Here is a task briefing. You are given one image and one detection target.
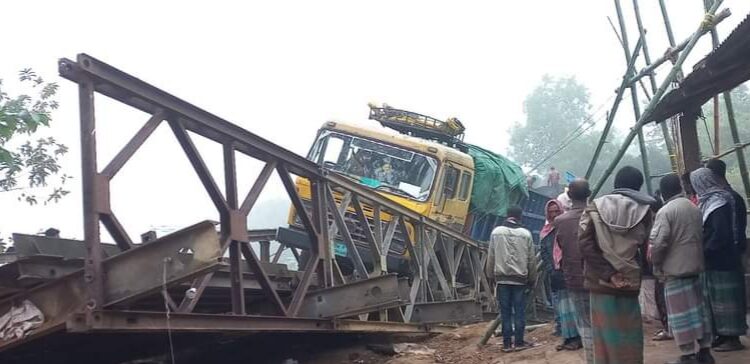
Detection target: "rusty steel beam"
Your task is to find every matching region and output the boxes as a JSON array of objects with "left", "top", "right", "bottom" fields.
[
  {"left": 408, "top": 299, "right": 483, "bottom": 324},
  {"left": 247, "top": 229, "right": 277, "bottom": 242},
  {"left": 297, "top": 274, "right": 403, "bottom": 319},
  {"left": 66, "top": 310, "right": 453, "bottom": 334},
  {"left": 168, "top": 119, "right": 230, "bottom": 216},
  {"left": 311, "top": 180, "right": 334, "bottom": 287},
  {"left": 100, "top": 212, "right": 134, "bottom": 251},
  {"left": 287, "top": 250, "right": 320, "bottom": 317},
  {"left": 0, "top": 221, "right": 222, "bottom": 351},
  {"left": 325, "top": 185, "right": 368, "bottom": 279},
  {"left": 351, "top": 195, "right": 382, "bottom": 274},
  {"left": 239, "top": 242, "right": 288, "bottom": 316},
  {"left": 259, "top": 241, "right": 271, "bottom": 262},
  {"left": 223, "top": 142, "right": 245, "bottom": 315},
  {"left": 176, "top": 272, "right": 214, "bottom": 313},
  {"left": 101, "top": 111, "right": 165, "bottom": 179},
  {"left": 78, "top": 76, "right": 104, "bottom": 318},
  {"left": 240, "top": 161, "right": 277, "bottom": 216}
]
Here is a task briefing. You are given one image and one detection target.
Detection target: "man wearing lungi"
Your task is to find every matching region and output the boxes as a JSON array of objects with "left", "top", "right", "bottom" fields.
[
  {"left": 691, "top": 167, "right": 747, "bottom": 352},
  {"left": 554, "top": 178, "right": 593, "bottom": 362},
  {"left": 650, "top": 174, "right": 714, "bottom": 364},
  {"left": 579, "top": 166, "right": 655, "bottom": 364},
  {"left": 706, "top": 159, "right": 748, "bottom": 351}
]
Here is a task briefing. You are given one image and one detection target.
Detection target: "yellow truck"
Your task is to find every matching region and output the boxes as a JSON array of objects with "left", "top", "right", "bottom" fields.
[{"left": 277, "top": 105, "right": 531, "bottom": 273}]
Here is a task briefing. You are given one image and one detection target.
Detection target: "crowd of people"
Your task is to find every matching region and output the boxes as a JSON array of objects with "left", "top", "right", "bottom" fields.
[{"left": 486, "top": 161, "right": 748, "bottom": 364}]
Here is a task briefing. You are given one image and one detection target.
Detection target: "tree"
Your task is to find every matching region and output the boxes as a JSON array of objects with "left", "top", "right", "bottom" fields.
[
  {"left": 698, "top": 84, "right": 750, "bottom": 197},
  {"left": 0, "top": 69, "right": 69, "bottom": 205},
  {"left": 509, "top": 75, "right": 593, "bottom": 169},
  {"left": 509, "top": 75, "right": 671, "bottom": 193}
]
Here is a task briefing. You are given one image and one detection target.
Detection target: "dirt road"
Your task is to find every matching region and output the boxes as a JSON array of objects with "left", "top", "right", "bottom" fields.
[{"left": 303, "top": 320, "right": 749, "bottom": 364}]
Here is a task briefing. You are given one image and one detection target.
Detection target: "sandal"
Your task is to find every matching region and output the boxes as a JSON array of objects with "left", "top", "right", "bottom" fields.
[
  {"left": 652, "top": 330, "right": 673, "bottom": 341},
  {"left": 562, "top": 340, "right": 583, "bottom": 351}
]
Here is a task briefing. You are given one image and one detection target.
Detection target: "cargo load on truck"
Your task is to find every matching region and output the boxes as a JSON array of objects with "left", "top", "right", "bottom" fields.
[{"left": 465, "top": 144, "right": 528, "bottom": 217}]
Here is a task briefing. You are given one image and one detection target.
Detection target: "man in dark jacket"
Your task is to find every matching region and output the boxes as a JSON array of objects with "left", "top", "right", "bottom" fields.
[
  {"left": 554, "top": 178, "right": 593, "bottom": 363},
  {"left": 706, "top": 159, "right": 747, "bottom": 257},
  {"left": 579, "top": 166, "right": 655, "bottom": 364},
  {"left": 693, "top": 165, "right": 747, "bottom": 352}
]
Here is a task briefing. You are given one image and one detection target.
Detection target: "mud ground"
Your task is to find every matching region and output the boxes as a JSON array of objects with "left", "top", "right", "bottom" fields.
[{"left": 302, "top": 319, "right": 750, "bottom": 364}]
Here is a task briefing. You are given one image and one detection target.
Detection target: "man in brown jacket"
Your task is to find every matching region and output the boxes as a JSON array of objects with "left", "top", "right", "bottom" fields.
[
  {"left": 554, "top": 178, "right": 593, "bottom": 363},
  {"left": 579, "top": 166, "right": 654, "bottom": 364}
]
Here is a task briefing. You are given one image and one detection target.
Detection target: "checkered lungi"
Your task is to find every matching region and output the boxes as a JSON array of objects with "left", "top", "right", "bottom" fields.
[
  {"left": 590, "top": 292, "right": 643, "bottom": 364},
  {"left": 703, "top": 270, "right": 748, "bottom": 336},
  {"left": 664, "top": 276, "right": 711, "bottom": 346}
]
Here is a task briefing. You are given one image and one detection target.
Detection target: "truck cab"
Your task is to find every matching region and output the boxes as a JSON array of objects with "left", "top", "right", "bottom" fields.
[{"left": 283, "top": 121, "right": 474, "bottom": 266}]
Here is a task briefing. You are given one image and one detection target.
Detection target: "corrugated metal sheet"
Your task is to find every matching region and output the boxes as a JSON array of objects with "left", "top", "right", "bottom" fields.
[{"left": 650, "top": 12, "right": 750, "bottom": 122}]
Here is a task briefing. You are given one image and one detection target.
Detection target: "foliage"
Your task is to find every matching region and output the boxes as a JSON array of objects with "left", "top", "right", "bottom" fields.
[
  {"left": 509, "top": 75, "right": 593, "bottom": 167},
  {"left": 0, "top": 69, "right": 70, "bottom": 204},
  {"left": 697, "top": 84, "right": 750, "bottom": 197},
  {"left": 509, "top": 75, "right": 671, "bottom": 193}
]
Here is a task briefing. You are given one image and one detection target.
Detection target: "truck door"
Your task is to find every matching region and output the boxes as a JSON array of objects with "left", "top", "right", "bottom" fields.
[{"left": 433, "top": 163, "right": 471, "bottom": 230}]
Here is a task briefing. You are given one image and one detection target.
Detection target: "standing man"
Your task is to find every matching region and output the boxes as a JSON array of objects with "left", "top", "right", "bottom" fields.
[
  {"left": 650, "top": 174, "right": 714, "bottom": 364},
  {"left": 579, "top": 166, "right": 655, "bottom": 364},
  {"left": 548, "top": 166, "right": 561, "bottom": 188},
  {"left": 540, "top": 199, "right": 582, "bottom": 350},
  {"left": 691, "top": 167, "right": 747, "bottom": 352},
  {"left": 706, "top": 158, "right": 748, "bottom": 349},
  {"left": 486, "top": 205, "right": 537, "bottom": 352},
  {"left": 554, "top": 178, "right": 593, "bottom": 362}
]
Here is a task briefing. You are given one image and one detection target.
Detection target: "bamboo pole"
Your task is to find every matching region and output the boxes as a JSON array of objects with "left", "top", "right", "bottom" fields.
[
  {"left": 658, "top": 0, "right": 677, "bottom": 46},
  {"left": 632, "top": 0, "right": 678, "bottom": 172},
  {"left": 613, "top": 1, "right": 653, "bottom": 193},
  {"left": 713, "top": 96, "right": 720, "bottom": 155},
  {"left": 703, "top": 0, "right": 750, "bottom": 200},
  {"left": 591, "top": 0, "right": 725, "bottom": 197},
  {"left": 478, "top": 317, "right": 501, "bottom": 347},
  {"left": 585, "top": 37, "right": 644, "bottom": 180},
  {"left": 614, "top": 0, "right": 653, "bottom": 194},
  {"left": 626, "top": 8, "right": 731, "bottom": 87}
]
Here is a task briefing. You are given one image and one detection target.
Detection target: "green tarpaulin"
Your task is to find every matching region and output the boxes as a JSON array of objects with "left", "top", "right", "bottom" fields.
[{"left": 466, "top": 144, "right": 528, "bottom": 216}]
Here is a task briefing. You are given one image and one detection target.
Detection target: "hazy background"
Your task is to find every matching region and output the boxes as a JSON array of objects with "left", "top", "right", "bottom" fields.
[{"left": 1, "top": 0, "right": 748, "bottom": 241}]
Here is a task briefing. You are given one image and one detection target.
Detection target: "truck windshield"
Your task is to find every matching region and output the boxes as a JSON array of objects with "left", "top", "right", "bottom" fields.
[{"left": 308, "top": 130, "right": 438, "bottom": 202}]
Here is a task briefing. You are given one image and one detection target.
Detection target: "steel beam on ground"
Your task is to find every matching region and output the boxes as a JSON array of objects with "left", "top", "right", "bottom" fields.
[
  {"left": 66, "top": 310, "right": 452, "bottom": 334},
  {"left": 408, "top": 299, "right": 483, "bottom": 324},
  {"left": 297, "top": 274, "right": 403, "bottom": 319},
  {"left": 0, "top": 221, "right": 222, "bottom": 351}
]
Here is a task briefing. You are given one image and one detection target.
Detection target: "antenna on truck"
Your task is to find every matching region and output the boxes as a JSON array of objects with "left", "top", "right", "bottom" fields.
[{"left": 368, "top": 103, "right": 468, "bottom": 152}]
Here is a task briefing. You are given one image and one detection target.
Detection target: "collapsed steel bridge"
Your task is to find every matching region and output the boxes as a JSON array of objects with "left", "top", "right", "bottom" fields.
[{"left": 0, "top": 54, "right": 495, "bottom": 362}]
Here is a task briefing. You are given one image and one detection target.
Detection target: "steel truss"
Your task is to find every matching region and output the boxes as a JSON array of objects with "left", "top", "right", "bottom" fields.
[{"left": 0, "top": 54, "right": 494, "bottom": 355}]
